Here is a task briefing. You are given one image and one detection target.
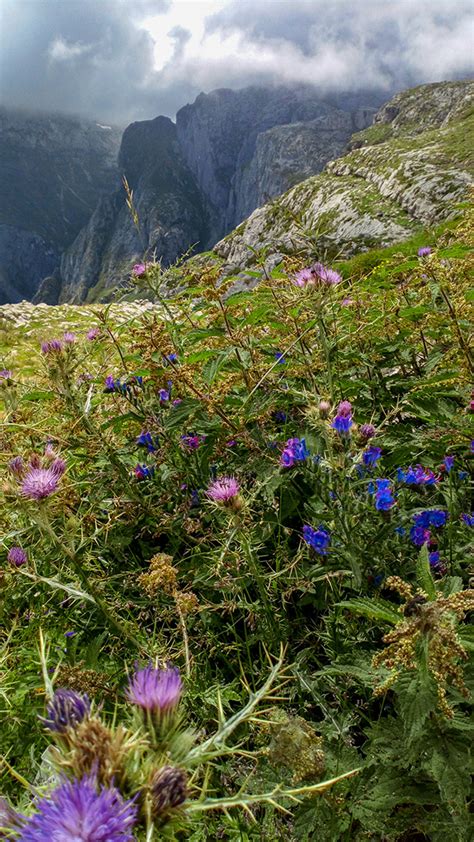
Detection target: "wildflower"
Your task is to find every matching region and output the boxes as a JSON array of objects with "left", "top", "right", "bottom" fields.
[
  {"left": 181, "top": 433, "right": 205, "bottom": 450},
  {"left": 164, "top": 353, "right": 178, "bottom": 363},
  {"left": 395, "top": 526, "right": 406, "bottom": 537},
  {"left": 302, "top": 525, "right": 331, "bottom": 555},
  {"left": 359, "top": 423, "right": 376, "bottom": 440},
  {"left": 374, "top": 478, "right": 396, "bottom": 511},
  {"left": 86, "top": 327, "right": 101, "bottom": 340},
  {"left": 136, "top": 431, "right": 157, "bottom": 452},
  {"left": 332, "top": 412, "right": 352, "bottom": 437},
  {"left": 274, "top": 350, "right": 286, "bottom": 364},
  {"left": 342, "top": 297, "right": 354, "bottom": 306},
  {"left": 337, "top": 400, "right": 352, "bottom": 416},
  {"left": 159, "top": 389, "right": 170, "bottom": 402},
  {"left": 280, "top": 437, "right": 309, "bottom": 467},
  {"left": 207, "top": 476, "right": 241, "bottom": 509},
  {"left": 443, "top": 455, "right": 454, "bottom": 472},
  {"left": 0, "top": 369, "right": 12, "bottom": 381},
  {"left": 0, "top": 797, "right": 19, "bottom": 834},
  {"left": 18, "top": 775, "right": 137, "bottom": 841},
  {"left": 362, "top": 446, "right": 382, "bottom": 468},
  {"left": 458, "top": 471, "right": 468, "bottom": 480},
  {"left": 150, "top": 766, "right": 187, "bottom": 818},
  {"left": 273, "top": 410, "right": 287, "bottom": 424},
  {"left": 126, "top": 665, "right": 182, "bottom": 716},
  {"left": 293, "top": 267, "right": 314, "bottom": 287},
  {"left": 7, "top": 546, "right": 27, "bottom": 566},
  {"left": 397, "top": 465, "right": 438, "bottom": 486},
  {"left": 132, "top": 263, "right": 146, "bottom": 276},
  {"left": 461, "top": 513, "right": 474, "bottom": 527},
  {"left": 134, "top": 464, "right": 154, "bottom": 480},
  {"left": 312, "top": 262, "right": 342, "bottom": 285},
  {"left": 41, "top": 339, "right": 63, "bottom": 355},
  {"left": 318, "top": 400, "right": 331, "bottom": 418},
  {"left": 429, "top": 551, "right": 440, "bottom": 566},
  {"left": 417, "top": 246, "right": 431, "bottom": 257},
  {"left": 42, "top": 689, "right": 91, "bottom": 733},
  {"left": 63, "top": 332, "right": 76, "bottom": 344},
  {"left": 9, "top": 456, "right": 25, "bottom": 477},
  {"left": 410, "top": 525, "right": 431, "bottom": 546},
  {"left": 172, "top": 398, "right": 182, "bottom": 407},
  {"left": 21, "top": 460, "right": 65, "bottom": 500},
  {"left": 413, "top": 509, "right": 448, "bottom": 529}
]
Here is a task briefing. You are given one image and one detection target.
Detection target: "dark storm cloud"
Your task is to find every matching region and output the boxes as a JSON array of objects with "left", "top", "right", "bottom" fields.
[
  {"left": 0, "top": 0, "right": 472, "bottom": 125},
  {"left": 0, "top": 0, "right": 170, "bottom": 124}
]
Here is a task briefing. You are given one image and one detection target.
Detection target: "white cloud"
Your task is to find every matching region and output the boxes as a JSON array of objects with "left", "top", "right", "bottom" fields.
[{"left": 48, "top": 37, "right": 93, "bottom": 63}]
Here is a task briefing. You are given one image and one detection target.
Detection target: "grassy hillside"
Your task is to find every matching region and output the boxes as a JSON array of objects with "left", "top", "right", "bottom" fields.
[{"left": 0, "top": 200, "right": 473, "bottom": 839}]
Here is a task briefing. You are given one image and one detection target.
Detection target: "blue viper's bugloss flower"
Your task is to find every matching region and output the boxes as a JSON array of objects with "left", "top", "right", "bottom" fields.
[
  {"left": 458, "top": 471, "right": 468, "bottom": 480},
  {"left": 126, "top": 665, "right": 182, "bottom": 715},
  {"left": 181, "top": 433, "right": 205, "bottom": 450},
  {"left": 280, "top": 437, "right": 309, "bottom": 467},
  {"left": 159, "top": 389, "right": 170, "bottom": 401},
  {"left": 429, "top": 551, "right": 440, "bottom": 566},
  {"left": 413, "top": 509, "right": 448, "bottom": 529},
  {"left": 362, "top": 446, "right": 382, "bottom": 468},
  {"left": 443, "top": 455, "right": 454, "bottom": 472},
  {"left": 164, "top": 353, "right": 178, "bottom": 363},
  {"left": 274, "top": 350, "right": 286, "bottom": 364},
  {"left": 134, "top": 464, "right": 154, "bottom": 480},
  {"left": 374, "top": 478, "right": 395, "bottom": 511},
  {"left": 395, "top": 526, "right": 406, "bottom": 537},
  {"left": 42, "top": 689, "right": 91, "bottom": 733},
  {"left": 18, "top": 775, "right": 137, "bottom": 841},
  {"left": 273, "top": 410, "right": 288, "bottom": 424},
  {"left": 302, "top": 525, "right": 331, "bottom": 555},
  {"left": 461, "top": 513, "right": 474, "bottom": 526},
  {"left": 136, "top": 431, "right": 157, "bottom": 452},
  {"left": 397, "top": 465, "right": 438, "bottom": 486},
  {"left": 332, "top": 414, "right": 353, "bottom": 436},
  {"left": 410, "top": 525, "right": 431, "bottom": 546}
]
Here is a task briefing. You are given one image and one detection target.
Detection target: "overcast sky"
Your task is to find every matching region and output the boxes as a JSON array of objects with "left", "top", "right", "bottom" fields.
[{"left": 1, "top": 0, "right": 473, "bottom": 125}]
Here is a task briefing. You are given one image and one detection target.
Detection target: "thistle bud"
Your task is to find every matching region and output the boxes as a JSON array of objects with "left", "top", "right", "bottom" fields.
[{"left": 150, "top": 766, "right": 187, "bottom": 818}]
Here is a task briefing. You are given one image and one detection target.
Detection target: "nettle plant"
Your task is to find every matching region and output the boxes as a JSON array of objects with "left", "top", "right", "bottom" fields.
[{"left": 1, "top": 218, "right": 473, "bottom": 838}]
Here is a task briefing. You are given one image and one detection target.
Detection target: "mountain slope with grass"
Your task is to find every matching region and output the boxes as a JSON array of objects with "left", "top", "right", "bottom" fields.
[{"left": 215, "top": 80, "right": 474, "bottom": 274}]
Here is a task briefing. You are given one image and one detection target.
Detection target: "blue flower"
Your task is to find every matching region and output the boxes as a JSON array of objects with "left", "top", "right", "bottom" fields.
[
  {"left": 273, "top": 410, "right": 288, "bottom": 424},
  {"left": 159, "top": 389, "right": 170, "bottom": 402},
  {"left": 443, "top": 455, "right": 454, "bottom": 472},
  {"left": 274, "top": 350, "right": 286, "bottom": 364},
  {"left": 458, "top": 471, "right": 468, "bottom": 480},
  {"left": 461, "top": 513, "right": 474, "bottom": 527},
  {"left": 332, "top": 414, "right": 353, "bottom": 436},
  {"left": 374, "top": 478, "right": 395, "bottom": 511},
  {"left": 413, "top": 509, "right": 448, "bottom": 529},
  {"left": 429, "top": 551, "right": 440, "bottom": 566},
  {"left": 395, "top": 526, "right": 406, "bottom": 537},
  {"left": 302, "top": 525, "right": 330, "bottom": 555},
  {"left": 280, "top": 437, "right": 309, "bottom": 468},
  {"left": 362, "top": 446, "right": 382, "bottom": 468},
  {"left": 136, "top": 431, "right": 157, "bottom": 452},
  {"left": 410, "top": 525, "right": 431, "bottom": 546},
  {"left": 134, "top": 464, "right": 154, "bottom": 480}
]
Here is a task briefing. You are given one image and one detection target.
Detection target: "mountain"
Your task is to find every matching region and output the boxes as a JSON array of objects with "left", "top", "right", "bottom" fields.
[
  {"left": 54, "top": 116, "right": 208, "bottom": 303},
  {"left": 37, "top": 85, "right": 379, "bottom": 303},
  {"left": 0, "top": 108, "right": 121, "bottom": 303},
  {"left": 214, "top": 80, "right": 474, "bottom": 274}
]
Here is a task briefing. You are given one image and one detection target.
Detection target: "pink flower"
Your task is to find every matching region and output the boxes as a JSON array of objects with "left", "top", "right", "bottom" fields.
[
  {"left": 63, "top": 332, "right": 76, "bottom": 344},
  {"left": 41, "top": 339, "right": 63, "bottom": 355},
  {"left": 8, "top": 547, "right": 27, "bottom": 567},
  {"left": 132, "top": 263, "right": 146, "bottom": 277},
  {"left": 207, "top": 476, "right": 240, "bottom": 505},
  {"left": 21, "top": 460, "right": 65, "bottom": 500},
  {"left": 337, "top": 400, "right": 352, "bottom": 417},
  {"left": 87, "top": 328, "right": 101, "bottom": 341}
]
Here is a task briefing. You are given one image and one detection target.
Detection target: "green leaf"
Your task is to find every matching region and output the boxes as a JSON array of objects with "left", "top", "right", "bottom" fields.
[
  {"left": 416, "top": 544, "right": 437, "bottom": 600},
  {"left": 338, "top": 598, "right": 401, "bottom": 624}
]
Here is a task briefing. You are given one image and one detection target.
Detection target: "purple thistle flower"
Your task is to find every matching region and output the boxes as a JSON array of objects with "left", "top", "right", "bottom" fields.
[
  {"left": 418, "top": 246, "right": 431, "bottom": 257},
  {"left": 41, "top": 339, "right": 63, "bottom": 355},
  {"left": 21, "top": 465, "right": 64, "bottom": 500},
  {"left": 7, "top": 546, "right": 27, "bottom": 567},
  {"left": 9, "top": 456, "right": 25, "bottom": 478},
  {"left": 374, "top": 478, "right": 395, "bottom": 511},
  {"left": 443, "top": 455, "right": 454, "bottom": 472},
  {"left": 302, "top": 525, "right": 331, "bottom": 555},
  {"left": 337, "top": 400, "right": 352, "bottom": 417},
  {"left": 311, "top": 262, "right": 342, "bottom": 285},
  {"left": 293, "top": 267, "right": 314, "bottom": 287},
  {"left": 359, "top": 423, "right": 376, "bottom": 440},
  {"left": 0, "top": 796, "right": 19, "bottom": 834},
  {"left": 18, "top": 775, "right": 137, "bottom": 841},
  {"left": 126, "top": 665, "right": 182, "bottom": 715},
  {"left": 207, "top": 476, "right": 240, "bottom": 505},
  {"left": 318, "top": 400, "right": 331, "bottom": 418},
  {"left": 86, "top": 327, "right": 101, "bottom": 341},
  {"left": 132, "top": 263, "right": 146, "bottom": 277},
  {"left": 42, "top": 689, "right": 91, "bottom": 733},
  {"left": 362, "top": 446, "right": 382, "bottom": 468},
  {"left": 0, "top": 369, "right": 13, "bottom": 380},
  {"left": 461, "top": 513, "right": 474, "bottom": 527},
  {"left": 63, "top": 332, "right": 76, "bottom": 345}
]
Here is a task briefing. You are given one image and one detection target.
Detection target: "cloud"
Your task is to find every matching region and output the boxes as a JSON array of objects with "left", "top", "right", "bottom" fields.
[{"left": 0, "top": 0, "right": 472, "bottom": 125}]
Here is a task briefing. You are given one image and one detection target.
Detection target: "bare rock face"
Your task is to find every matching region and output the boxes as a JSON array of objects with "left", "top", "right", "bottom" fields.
[
  {"left": 214, "top": 81, "right": 474, "bottom": 272},
  {"left": 176, "top": 86, "right": 378, "bottom": 244},
  {"left": 55, "top": 116, "right": 209, "bottom": 303},
  {"left": 0, "top": 108, "right": 121, "bottom": 303}
]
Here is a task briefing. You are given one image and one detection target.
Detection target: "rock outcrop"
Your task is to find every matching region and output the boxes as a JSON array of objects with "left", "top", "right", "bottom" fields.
[
  {"left": 0, "top": 108, "right": 121, "bottom": 303},
  {"left": 214, "top": 81, "right": 474, "bottom": 273},
  {"left": 54, "top": 116, "right": 208, "bottom": 303}
]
